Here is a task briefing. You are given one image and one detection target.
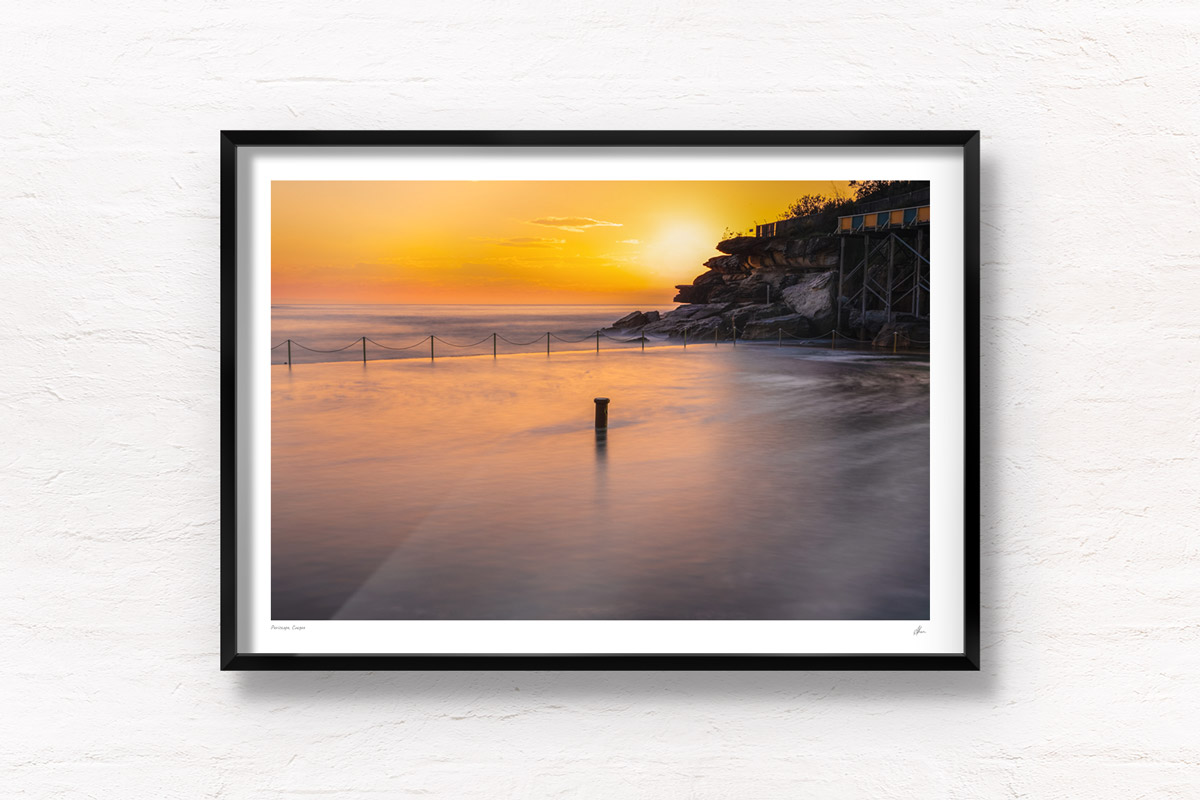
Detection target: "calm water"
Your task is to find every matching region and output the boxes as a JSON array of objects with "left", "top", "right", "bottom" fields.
[
  {"left": 271, "top": 306, "right": 930, "bottom": 621},
  {"left": 272, "top": 304, "right": 675, "bottom": 365}
]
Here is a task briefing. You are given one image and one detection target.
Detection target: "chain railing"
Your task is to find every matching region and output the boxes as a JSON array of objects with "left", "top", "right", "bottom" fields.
[{"left": 272, "top": 327, "right": 930, "bottom": 365}]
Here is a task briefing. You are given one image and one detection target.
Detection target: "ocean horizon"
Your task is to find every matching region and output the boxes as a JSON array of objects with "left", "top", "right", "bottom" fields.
[{"left": 272, "top": 303, "right": 679, "bottom": 365}]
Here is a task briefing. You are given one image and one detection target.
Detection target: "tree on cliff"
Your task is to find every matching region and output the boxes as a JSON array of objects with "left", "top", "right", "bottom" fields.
[
  {"left": 771, "top": 193, "right": 853, "bottom": 236},
  {"left": 775, "top": 180, "right": 930, "bottom": 229},
  {"left": 785, "top": 194, "right": 831, "bottom": 218},
  {"left": 847, "top": 179, "right": 928, "bottom": 203}
]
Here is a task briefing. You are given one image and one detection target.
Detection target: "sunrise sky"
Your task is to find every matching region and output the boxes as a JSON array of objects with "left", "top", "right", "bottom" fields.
[{"left": 272, "top": 180, "right": 854, "bottom": 305}]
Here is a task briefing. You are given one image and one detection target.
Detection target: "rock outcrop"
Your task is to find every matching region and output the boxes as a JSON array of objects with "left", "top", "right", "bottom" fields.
[
  {"left": 671, "top": 236, "right": 839, "bottom": 306},
  {"left": 608, "top": 310, "right": 660, "bottom": 330},
  {"left": 780, "top": 270, "right": 837, "bottom": 332},
  {"left": 739, "top": 313, "right": 812, "bottom": 340},
  {"left": 610, "top": 230, "right": 929, "bottom": 348},
  {"left": 612, "top": 234, "right": 841, "bottom": 342}
]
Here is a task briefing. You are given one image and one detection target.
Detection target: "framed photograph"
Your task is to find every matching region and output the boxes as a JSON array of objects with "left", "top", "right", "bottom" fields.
[{"left": 222, "top": 131, "right": 979, "bottom": 670}]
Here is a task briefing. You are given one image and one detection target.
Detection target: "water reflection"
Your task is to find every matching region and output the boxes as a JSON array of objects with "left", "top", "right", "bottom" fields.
[
  {"left": 271, "top": 347, "right": 930, "bottom": 621},
  {"left": 594, "top": 427, "right": 608, "bottom": 509}
]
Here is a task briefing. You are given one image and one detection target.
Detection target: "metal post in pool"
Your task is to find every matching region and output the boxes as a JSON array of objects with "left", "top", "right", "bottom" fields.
[
  {"left": 493, "top": 332, "right": 497, "bottom": 359},
  {"left": 430, "top": 335, "right": 434, "bottom": 361},
  {"left": 362, "top": 336, "right": 366, "bottom": 363},
  {"left": 286, "top": 339, "right": 291, "bottom": 366},
  {"left": 547, "top": 332, "right": 550, "bottom": 356},
  {"left": 594, "top": 397, "right": 609, "bottom": 430},
  {"left": 594, "top": 397, "right": 609, "bottom": 446}
]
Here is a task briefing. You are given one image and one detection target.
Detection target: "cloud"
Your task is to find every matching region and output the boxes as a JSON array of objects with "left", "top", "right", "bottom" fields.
[
  {"left": 617, "top": 239, "right": 641, "bottom": 244},
  {"left": 528, "top": 216, "right": 623, "bottom": 233},
  {"left": 494, "top": 236, "right": 566, "bottom": 248}
]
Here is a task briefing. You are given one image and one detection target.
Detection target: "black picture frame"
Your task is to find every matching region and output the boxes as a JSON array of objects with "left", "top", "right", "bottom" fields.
[{"left": 221, "top": 130, "right": 980, "bottom": 671}]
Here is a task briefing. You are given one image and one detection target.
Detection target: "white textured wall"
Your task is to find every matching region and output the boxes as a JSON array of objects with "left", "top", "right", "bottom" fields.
[{"left": 3, "top": 2, "right": 1198, "bottom": 797}]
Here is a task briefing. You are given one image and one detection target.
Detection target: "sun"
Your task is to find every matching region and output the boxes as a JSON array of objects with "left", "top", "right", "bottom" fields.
[
  {"left": 643, "top": 219, "right": 721, "bottom": 285},
  {"left": 655, "top": 220, "right": 714, "bottom": 253}
]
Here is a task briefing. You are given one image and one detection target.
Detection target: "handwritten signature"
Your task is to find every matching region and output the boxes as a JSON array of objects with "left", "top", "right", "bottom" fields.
[{"left": 913, "top": 625, "right": 926, "bottom": 636}]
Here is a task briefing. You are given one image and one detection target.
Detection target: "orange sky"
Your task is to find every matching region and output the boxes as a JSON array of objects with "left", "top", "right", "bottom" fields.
[{"left": 272, "top": 180, "right": 854, "bottom": 305}]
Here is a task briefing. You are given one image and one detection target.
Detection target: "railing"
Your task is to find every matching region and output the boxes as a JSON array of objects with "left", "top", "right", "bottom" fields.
[
  {"left": 271, "top": 328, "right": 929, "bottom": 365},
  {"left": 756, "top": 218, "right": 811, "bottom": 238},
  {"left": 755, "top": 188, "right": 932, "bottom": 238}
]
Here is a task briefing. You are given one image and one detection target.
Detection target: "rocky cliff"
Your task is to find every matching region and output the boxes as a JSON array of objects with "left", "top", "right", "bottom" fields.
[
  {"left": 607, "top": 234, "right": 841, "bottom": 341},
  {"left": 608, "top": 232, "right": 930, "bottom": 346}
]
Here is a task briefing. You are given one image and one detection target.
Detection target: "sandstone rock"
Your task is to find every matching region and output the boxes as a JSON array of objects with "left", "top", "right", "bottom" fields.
[
  {"left": 610, "top": 310, "right": 649, "bottom": 329},
  {"left": 673, "top": 303, "right": 732, "bottom": 321},
  {"left": 673, "top": 284, "right": 709, "bottom": 303},
  {"left": 704, "top": 284, "right": 736, "bottom": 304},
  {"left": 643, "top": 304, "right": 731, "bottom": 336},
  {"left": 681, "top": 316, "right": 725, "bottom": 341},
  {"left": 717, "top": 234, "right": 840, "bottom": 260},
  {"left": 738, "top": 314, "right": 813, "bottom": 340},
  {"left": 702, "top": 254, "right": 748, "bottom": 274},
  {"left": 714, "top": 236, "right": 761, "bottom": 255},
  {"left": 745, "top": 252, "right": 838, "bottom": 270},
  {"left": 720, "top": 273, "right": 774, "bottom": 304},
  {"left": 730, "top": 302, "right": 793, "bottom": 323},
  {"left": 780, "top": 270, "right": 837, "bottom": 332},
  {"left": 673, "top": 268, "right": 733, "bottom": 303},
  {"left": 783, "top": 236, "right": 841, "bottom": 265},
  {"left": 656, "top": 235, "right": 847, "bottom": 332},
  {"left": 847, "top": 309, "right": 890, "bottom": 338}
]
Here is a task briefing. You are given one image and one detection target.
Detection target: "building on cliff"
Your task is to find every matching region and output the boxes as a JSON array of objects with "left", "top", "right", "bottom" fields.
[
  {"left": 742, "top": 187, "right": 930, "bottom": 337},
  {"left": 830, "top": 194, "right": 931, "bottom": 331},
  {"left": 830, "top": 197, "right": 929, "bottom": 332},
  {"left": 612, "top": 189, "right": 930, "bottom": 346}
]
